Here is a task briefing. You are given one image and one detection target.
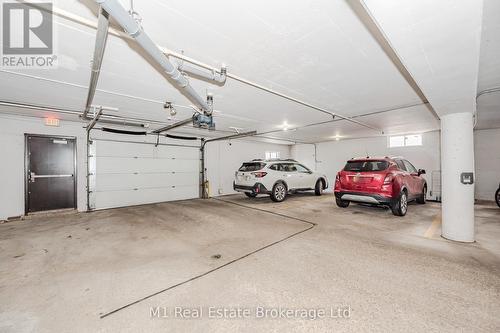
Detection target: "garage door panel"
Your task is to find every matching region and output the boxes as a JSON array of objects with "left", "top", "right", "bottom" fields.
[
  {"left": 94, "top": 186, "right": 199, "bottom": 210},
  {"left": 96, "top": 157, "right": 199, "bottom": 173},
  {"left": 90, "top": 140, "right": 200, "bottom": 210},
  {"left": 156, "top": 146, "right": 199, "bottom": 159},
  {"left": 95, "top": 141, "right": 156, "bottom": 158},
  {"left": 95, "top": 172, "right": 199, "bottom": 192},
  {"left": 96, "top": 141, "right": 199, "bottom": 159}
]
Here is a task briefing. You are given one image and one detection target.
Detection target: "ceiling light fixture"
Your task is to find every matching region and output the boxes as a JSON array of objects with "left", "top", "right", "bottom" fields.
[
  {"left": 332, "top": 134, "right": 342, "bottom": 141},
  {"left": 164, "top": 101, "right": 177, "bottom": 116},
  {"left": 229, "top": 126, "right": 243, "bottom": 134}
]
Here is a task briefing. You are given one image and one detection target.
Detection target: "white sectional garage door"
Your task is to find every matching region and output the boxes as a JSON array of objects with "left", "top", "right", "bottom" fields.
[{"left": 89, "top": 139, "right": 200, "bottom": 210}]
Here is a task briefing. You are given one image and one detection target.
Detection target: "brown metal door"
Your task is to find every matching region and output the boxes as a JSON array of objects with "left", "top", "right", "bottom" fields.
[{"left": 26, "top": 135, "right": 76, "bottom": 213}]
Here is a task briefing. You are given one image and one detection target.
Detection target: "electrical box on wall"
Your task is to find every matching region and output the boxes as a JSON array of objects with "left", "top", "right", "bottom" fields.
[{"left": 460, "top": 172, "right": 474, "bottom": 185}]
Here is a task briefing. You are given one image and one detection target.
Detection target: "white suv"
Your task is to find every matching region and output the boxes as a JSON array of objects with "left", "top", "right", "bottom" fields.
[{"left": 233, "top": 159, "right": 328, "bottom": 202}]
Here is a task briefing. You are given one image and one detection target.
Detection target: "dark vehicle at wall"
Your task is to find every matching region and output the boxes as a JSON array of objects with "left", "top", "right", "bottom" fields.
[
  {"left": 496, "top": 183, "right": 500, "bottom": 208},
  {"left": 334, "top": 157, "right": 427, "bottom": 216}
]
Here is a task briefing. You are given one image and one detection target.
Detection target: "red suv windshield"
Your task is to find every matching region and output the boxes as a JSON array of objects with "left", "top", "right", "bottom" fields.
[{"left": 344, "top": 160, "right": 389, "bottom": 172}]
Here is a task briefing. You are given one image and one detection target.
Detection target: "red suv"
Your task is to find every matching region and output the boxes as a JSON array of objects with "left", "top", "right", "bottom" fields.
[{"left": 334, "top": 157, "right": 427, "bottom": 216}]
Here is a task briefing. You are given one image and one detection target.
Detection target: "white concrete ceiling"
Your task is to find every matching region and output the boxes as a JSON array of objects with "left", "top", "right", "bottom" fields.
[
  {"left": 476, "top": 0, "right": 500, "bottom": 129},
  {"left": 361, "top": 0, "right": 483, "bottom": 117},
  {"left": 0, "top": 0, "right": 497, "bottom": 143}
]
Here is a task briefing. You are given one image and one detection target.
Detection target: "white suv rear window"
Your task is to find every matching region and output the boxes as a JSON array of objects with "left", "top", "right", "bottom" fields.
[{"left": 238, "top": 163, "right": 265, "bottom": 172}]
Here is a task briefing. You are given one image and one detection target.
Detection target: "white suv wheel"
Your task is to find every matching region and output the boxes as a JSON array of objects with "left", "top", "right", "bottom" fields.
[{"left": 271, "top": 183, "right": 287, "bottom": 202}]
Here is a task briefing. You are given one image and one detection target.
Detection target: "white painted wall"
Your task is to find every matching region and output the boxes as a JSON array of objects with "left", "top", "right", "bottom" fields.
[
  {"left": 0, "top": 114, "right": 88, "bottom": 220},
  {"left": 205, "top": 140, "right": 291, "bottom": 196},
  {"left": 474, "top": 128, "right": 500, "bottom": 200},
  {"left": 292, "top": 132, "right": 441, "bottom": 199},
  {"left": 293, "top": 129, "right": 500, "bottom": 201},
  {"left": 0, "top": 113, "right": 291, "bottom": 219},
  {"left": 1, "top": 112, "right": 496, "bottom": 221},
  {"left": 290, "top": 144, "right": 317, "bottom": 171}
]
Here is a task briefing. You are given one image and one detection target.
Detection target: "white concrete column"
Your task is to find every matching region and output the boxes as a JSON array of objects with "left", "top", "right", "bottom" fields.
[{"left": 441, "top": 112, "right": 475, "bottom": 242}]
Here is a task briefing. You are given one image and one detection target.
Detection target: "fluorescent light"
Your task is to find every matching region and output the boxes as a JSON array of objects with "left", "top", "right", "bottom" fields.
[
  {"left": 280, "top": 121, "right": 291, "bottom": 131},
  {"left": 331, "top": 134, "right": 342, "bottom": 141}
]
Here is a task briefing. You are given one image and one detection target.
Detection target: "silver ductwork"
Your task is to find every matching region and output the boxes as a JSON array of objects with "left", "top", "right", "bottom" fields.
[
  {"left": 83, "top": 7, "right": 109, "bottom": 119},
  {"left": 95, "top": 0, "right": 212, "bottom": 114},
  {"left": 177, "top": 63, "right": 227, "bottom": 84}
]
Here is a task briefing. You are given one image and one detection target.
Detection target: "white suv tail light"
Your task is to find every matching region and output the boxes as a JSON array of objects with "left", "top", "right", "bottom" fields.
[{"left": 252, "top": 171, "right": 267, "bottom": 178}]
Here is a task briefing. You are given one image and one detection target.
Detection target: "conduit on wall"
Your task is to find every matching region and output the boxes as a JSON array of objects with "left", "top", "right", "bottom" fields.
[
  {"left": 200, "top": 131, "right": 258, "bottom": 198},
  {"left": 83, "top": 7, "right": 109, "bottom": 119}
]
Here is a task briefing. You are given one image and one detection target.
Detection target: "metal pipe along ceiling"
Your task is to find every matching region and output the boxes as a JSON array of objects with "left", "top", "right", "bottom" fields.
[
  {"left": 167, "top": 54, "right": 383, "bottom": 133},
  {"left": 95, "top": 0, "right": 211, "bottom": 113},
  {"left": 177, "top": 63, "right": 227, "bottom": 84},
  {"left": 152, "top": 117, "right": 194, "bottom": 134},
  {"left": 39, "top": 3, "right": 382, "bottom": 133},
  {"left": 0, "top": 100, "right": 147, "bottom": 127},
  {"left": 202, "top": 131, "right": 258, "bottom": 147},
  {"left": 83, "top": 7, "right": 109, "bottom": 119}
]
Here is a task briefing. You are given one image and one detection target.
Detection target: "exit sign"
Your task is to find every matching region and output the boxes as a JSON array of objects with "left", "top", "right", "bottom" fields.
[{"left": 44, "top": 117, "right": 60, "bottom": 127}]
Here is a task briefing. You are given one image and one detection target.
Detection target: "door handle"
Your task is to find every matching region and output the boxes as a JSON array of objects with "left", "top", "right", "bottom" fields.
[{"left": 29, "top": 172, "right": 73, "bottom": 183}]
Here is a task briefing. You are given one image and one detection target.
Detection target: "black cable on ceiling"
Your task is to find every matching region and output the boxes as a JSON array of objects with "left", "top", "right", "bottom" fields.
[
  {"left": 101, "top": 127, "right": 147, "bottom": 135},
  {"left": 165, "top": 133, "right": 198, "bottom": 141}
]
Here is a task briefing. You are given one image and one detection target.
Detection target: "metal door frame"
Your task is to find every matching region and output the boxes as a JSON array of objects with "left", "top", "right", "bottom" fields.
[{"left": 24, "top": 134, "right": 78, "bottom": 214}]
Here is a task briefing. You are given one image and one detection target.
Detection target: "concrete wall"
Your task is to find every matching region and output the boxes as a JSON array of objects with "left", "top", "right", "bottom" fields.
[
  {"left": 474, "top": 128, "right": 500, "bottom": 201},
  {"left": 0, "top": 113, "right": 290, "bottom": 220},
  {"left": 292, "top": 131, "right": 441, "bottom": 199},
  {"left": 205, "top": 140, "right": 291, "bottom": 196},
  {"left": 0, "top": 114, "right": 88, "bottom": 220},
  {"left": 1, "top": 112, "right": 496, "bottom": 220},
  {"left": 293, "top": 129, "right": 500, "bottom": 201}
]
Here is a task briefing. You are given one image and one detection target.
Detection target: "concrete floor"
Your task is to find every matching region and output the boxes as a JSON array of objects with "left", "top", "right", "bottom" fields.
[{"left": 0, "top": 194, "right": 499, "bottom": 332}]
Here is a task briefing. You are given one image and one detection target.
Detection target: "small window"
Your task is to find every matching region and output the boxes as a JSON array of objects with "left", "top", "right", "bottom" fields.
[
  {"left": 389, "top": 134, "right": 422, "bottom": 148},
  {"left": 265, "top": 151, "right": 280, "bottom": 160},
  {"left": 405, "top": 135, "right": 422, "bottom": 146},
  {"left": 389, "top": 136, "right": 405, "bottom": 148}
]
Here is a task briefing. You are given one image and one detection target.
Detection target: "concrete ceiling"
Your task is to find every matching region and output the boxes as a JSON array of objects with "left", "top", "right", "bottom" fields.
[
  {"left": 361, "top": 0, "right": 483, "bottom": 117},
  {"left": 0, "top": 0, "right": 498, "bottom": 143},
  {"left": 476, "top": 0, "right": 500, "bottom": 129}
]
